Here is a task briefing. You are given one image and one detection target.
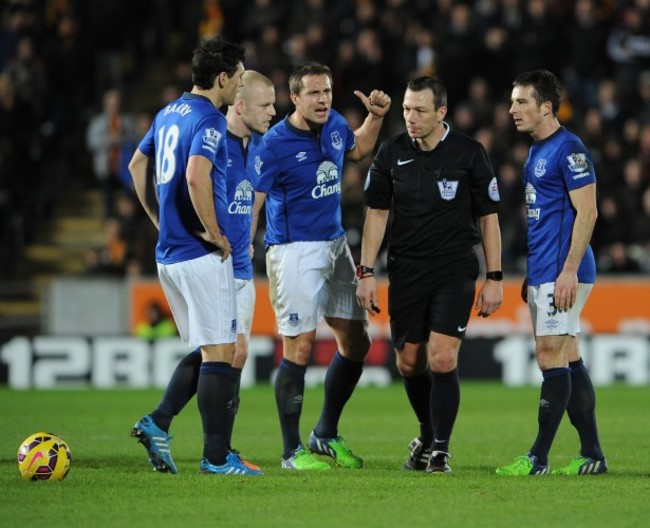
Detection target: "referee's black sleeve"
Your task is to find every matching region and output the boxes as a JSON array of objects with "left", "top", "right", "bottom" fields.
[
  {"left": 469, "top": 143, "right": 500, "bottom": 217},
  {"left": 364, "top": 139, "right": 392, "bottom": 210}
]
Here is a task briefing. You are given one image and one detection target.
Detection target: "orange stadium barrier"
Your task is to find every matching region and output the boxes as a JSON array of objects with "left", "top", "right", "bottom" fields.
[{"left": 129, "top": 278, "right": 650, "bottom": 337}]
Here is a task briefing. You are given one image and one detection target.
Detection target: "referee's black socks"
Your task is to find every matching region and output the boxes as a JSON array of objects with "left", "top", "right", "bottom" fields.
[
  {"left": 430, "top": 369, "right": 460, "bottom": 454},
  {"left": 403, "top": 370, "right": 433, "bottom": 445}
]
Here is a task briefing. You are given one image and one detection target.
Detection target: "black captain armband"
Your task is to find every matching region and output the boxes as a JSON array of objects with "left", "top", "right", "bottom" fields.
[
  {"left": 356, "top": 265, "right": 375, "bottom": 279},
  {"left": 486, "top": 271, "right": 503, "bottom": 281}
]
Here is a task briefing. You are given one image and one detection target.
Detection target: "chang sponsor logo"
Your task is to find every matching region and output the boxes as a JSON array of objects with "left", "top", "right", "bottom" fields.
[
  {"left": 228, "top": 179, "right": 254, "bottom": 215},
  {"left": 312, "top": 161, "right": 341, "bottom": 199},
  {"left": 525, "top": 183, "right": 540, "bottom": 220}
]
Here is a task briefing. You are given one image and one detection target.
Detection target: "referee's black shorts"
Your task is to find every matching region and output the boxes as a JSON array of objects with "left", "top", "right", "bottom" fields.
[{"left": 387, "top": 250, "right": 479, "bottom": 350}]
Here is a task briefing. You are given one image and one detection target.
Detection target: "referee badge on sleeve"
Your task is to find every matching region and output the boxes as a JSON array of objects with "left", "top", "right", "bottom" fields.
[
  {"left": 437, "top": 178, "right": 458, "bottom": 201},
  {"left": 488, "top": 176, "right": 500, "bottom": 202}
]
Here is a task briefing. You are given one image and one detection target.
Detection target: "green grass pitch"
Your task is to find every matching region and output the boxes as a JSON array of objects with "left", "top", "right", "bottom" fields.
[{"left": 1, "top": 383, "right": 649, "bottom": 527}]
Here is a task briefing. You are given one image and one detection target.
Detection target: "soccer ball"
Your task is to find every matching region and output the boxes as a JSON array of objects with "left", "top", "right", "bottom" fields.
[{"left": 17, "top": 432, "right": 72, "bottom": 481}]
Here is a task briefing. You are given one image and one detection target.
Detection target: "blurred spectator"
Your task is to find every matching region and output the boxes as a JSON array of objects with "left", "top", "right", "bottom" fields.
[
  {"left": 0, "top": 72, "right": 39, "bottom": 245},
  {"left": 0, "top": 1, "right": 37, "bottom": 71},
  {"left": 563, "top": 0, "right": 611, "bottom": 112},
  {"left": 598, "top": 135, "right": 626, "bottom": 191},
  {"left": 510, "top": 0, "right": 561, "bottom": 78},
  {"left": 617, "top": 158, "right": 645, "bottom": 221},
  {"left": 595, "top": 78, "right": 624, "bottom": 131},
  {"left": 198, "top": 0, "right": 224, "bottom": 40},
  {"left": 435, "top": 2, "right": 481, "bottom": 108},
  {"left": 119, "top": 110, "right": 152, "bottom": 195},
  {"left": 134, "top": 301, "right": 177, "bottom": 341},
  {"left": 466, "top": 77, "right": 494, "bottom": 130},
  {"left": 84, "top": 216, "right": 127, "bottom": 275},
  {"left": 639, "top": 122, "right": 650, "bottom": 180},
  {"left": 86, "top": 88, "right": 138, "bottom": 218},
  {"left": 598, "top": 241, "right": 643, "bottom": 273},
  {"left": 42, "top": 8, "right": 92, "bottom": 194},
  {"left": 606, "top": 4, "right": 650, "bottom": 116},
  {"left": 593, "top": 195, "right": 629, "bottom": 256},
  {"left": 4, "top": 35, "right": 47, "bottom": 120},
  {"left": 639, "top": 69, "right": 650, "bottom": 124},
  {"left": 629, "top": 187, "right": 650, "bottom": 271},
  {"left": 240, "top": 0, "right": 287, "bottom": 41}
]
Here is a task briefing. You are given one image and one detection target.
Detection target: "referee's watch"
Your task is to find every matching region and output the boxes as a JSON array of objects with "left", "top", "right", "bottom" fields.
[
  {"left": 356, "top": 265, "right": 375, "bottom": 279},
  {"left": 486, "top": 271, "right": 503, "bottom": 281}
]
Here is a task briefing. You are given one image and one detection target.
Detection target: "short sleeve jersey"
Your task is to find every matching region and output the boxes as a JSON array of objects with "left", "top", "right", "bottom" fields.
[
  {"left": 523, "top": 126, "right": 597, "bottom": 285},
  {"left": 255, "top": 110, "right": 356, "bottom": 245},
  {"left": 138, "top": 93, "right": 229, "bottom": 264},
  {"left": 364, "top": 124, "right": 500, "bottom": 259},
  {"left": 226, "top": 131, "right": 263, "bottom": 279}
]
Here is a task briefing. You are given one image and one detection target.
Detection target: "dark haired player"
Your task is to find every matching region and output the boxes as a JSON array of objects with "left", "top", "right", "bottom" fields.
[
  {"left": 128, "top": 38, "right": 260, "bottom": 475},
  {"left": 497, "top": 70, "right": 607, "bottom": 476},
  {"left": 357, "top": 76, "right": 503, "bottom": 473}
]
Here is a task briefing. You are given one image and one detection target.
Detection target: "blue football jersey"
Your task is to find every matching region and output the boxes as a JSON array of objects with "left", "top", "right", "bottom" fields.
[
  {"left": 138, "top": 93, "right": 229, "bottom": 264},
  {"left": 523, "top": 127, "right": 597, "bottom": 285},
  {"left": 255, "top": 110, "right": 356, "bottom": 245},
  {"left": 226, "top": 131, "right": 263, "bottom": 279}
]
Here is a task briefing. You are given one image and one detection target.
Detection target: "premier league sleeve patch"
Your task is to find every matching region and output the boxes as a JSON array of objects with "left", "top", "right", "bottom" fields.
[
  {"left": 566, "top": 152, "right": 589, "bottom": 173},
  {"left": 202, "top": 127, "right": 222, "bottom": 153}
]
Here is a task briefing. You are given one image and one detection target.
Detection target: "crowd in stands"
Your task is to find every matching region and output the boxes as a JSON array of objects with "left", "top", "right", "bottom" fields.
[{"left": 1, "top": 0, "right": 649, "bottom": 279}]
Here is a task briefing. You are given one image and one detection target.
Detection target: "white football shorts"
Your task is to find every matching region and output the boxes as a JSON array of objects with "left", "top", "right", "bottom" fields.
[
  {"left": 528, "top": 282, "right": 593, "bottom": 337},
  {"left": 266, "top": 236, "right": 367, "bottom": 337},
  {"left": 235, "top": 278, "right": 255, "bottom": 339},
  {"left": 157, "top": 252, "right": 237, "bottom": 348}
]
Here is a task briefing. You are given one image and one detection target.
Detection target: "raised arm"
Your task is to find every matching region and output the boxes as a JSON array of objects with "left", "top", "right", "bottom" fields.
[{"left": 346, "top": 90, "right": 392, "bottom": 162}]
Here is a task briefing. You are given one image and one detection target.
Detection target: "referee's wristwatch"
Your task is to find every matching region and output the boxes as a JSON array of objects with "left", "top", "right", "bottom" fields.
[
  {"left": 356, "top": 265, "right": 375, "bottom": 279},
  {"left": 486, "top": 271, "right": 503, "bottom": 281}
]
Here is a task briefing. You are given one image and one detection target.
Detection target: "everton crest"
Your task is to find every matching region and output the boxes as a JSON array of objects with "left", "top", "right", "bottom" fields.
[{"left": 331, "top": 131, "right": 343, "bottom": 150}]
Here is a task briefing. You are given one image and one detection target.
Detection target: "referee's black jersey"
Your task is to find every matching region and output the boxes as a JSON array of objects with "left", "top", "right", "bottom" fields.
[{"left": 364, "top": 125, "right": 500, "bottom": 260}]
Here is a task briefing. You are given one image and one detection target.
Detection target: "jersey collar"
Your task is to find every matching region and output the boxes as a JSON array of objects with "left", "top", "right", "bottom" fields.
[{"left": 410, "top": 121, "right": 451, "bottom": 151}]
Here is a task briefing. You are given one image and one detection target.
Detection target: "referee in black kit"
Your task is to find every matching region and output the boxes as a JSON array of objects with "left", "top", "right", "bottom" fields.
[{"left": 356, "top": 76, "right": 503, "bottom": 474}]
